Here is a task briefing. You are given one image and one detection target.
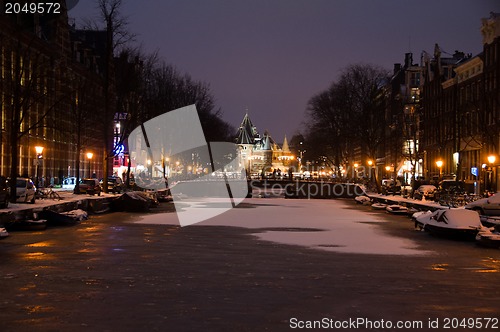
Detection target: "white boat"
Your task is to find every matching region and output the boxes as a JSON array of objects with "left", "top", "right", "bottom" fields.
[
  {"left": 386, "top": 204, "right": 408, "bottom": 215},
  {"left": 414, "top": 208, "right": 481, "bottom": 240},
  {"left": 371, "top": 202, "right": 388, "bottom": 210},
  {"left": 476, "top": 225, "right": 500, "bottom": 249}
]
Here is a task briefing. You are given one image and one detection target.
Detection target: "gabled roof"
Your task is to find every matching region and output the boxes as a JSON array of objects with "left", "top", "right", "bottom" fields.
[
  {"left": 262, "top": 134, "right": 272, "bottom": 150},
  {"left": 282, "top": 135, "right": 290, "bottom": 152},
  {"left": 236, "top": 113, "right": 259, "bottom": 144}
]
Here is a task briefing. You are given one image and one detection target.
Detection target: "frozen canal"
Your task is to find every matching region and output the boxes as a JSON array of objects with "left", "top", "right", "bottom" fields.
[{"left": 135, "top": 198, "right": 428, "bottom": 255}]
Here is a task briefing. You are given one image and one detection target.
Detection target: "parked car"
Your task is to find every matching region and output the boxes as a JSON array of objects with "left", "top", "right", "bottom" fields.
[
  {"left": 0, "top": 176, "right": 10, "bottom": 208},
  {"left": 62, "top": 177, "right": 77, "bottom": 190},
  {"left": 100, "top": 177, "right": 124, "bottom": 193},
  {"left": 78, "top": 178, "right": 101, "bottom": 196},
  {"left": 413, "top": 185, "right": 437, "bottom": 200},
  {"left": 15, "top": 178, "right": 36, "bottom": 203},
  {"left": 465, "top": 193, "right": 500, "bottom": 216},
  {"left": 438, "top": 180, "right": 466, "bottom": 194},
  {"left": 381, "top": 179, "right": 402, "bottom": 195}
]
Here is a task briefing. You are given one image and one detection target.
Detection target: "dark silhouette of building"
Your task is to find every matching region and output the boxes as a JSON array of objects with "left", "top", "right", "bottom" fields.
[{"left": 0, "top": 1, "right": 107, "bottom": 183}]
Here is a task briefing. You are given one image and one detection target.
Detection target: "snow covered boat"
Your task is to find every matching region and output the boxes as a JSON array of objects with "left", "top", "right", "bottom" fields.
[
  {"left": 371, "top": 202, "right": 388, "bottom": 210},
  {"left": 60, "top": 209, "right": 88, "bottom": 221},
  {"left": 354, "top": 195, "right": 372, "bottom": 205},
  {"left": 475, "top": 225, "right": 500, "bottom": 249},
  {"left": 4, "top": 211, "right": 48, "bottom": 231},
  {"left": 386, "top": 204, "right": 408, "bottom": 215},
  {"left": 39, "top": 210, "right": 80, "bottom": 226},
  {"left": 110, "top": 191, "right": 157, "bottom": 212},
  {"left": 5, "top": 219, "right": 47, "bottom": 231},
  {"left": 411, "top": 210, "right": 432, "bottom": 222},
  {"left": 414, "top": 208, "right": 481, "bottom": 240},
  {"left": 0, "top": 227, "right": 9, "bottom": 239}
]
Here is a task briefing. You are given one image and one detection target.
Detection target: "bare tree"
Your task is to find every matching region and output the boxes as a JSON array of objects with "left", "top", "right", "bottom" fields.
[
  {"left": 306, "top": 64, "right": 389, "bottom": 187},
  {"left": 94, "top": 0, "right": 135, "bottom": 192},
  {"left": 143, "top": 61, "right": 234, "bottom": 141},
  {"left": 66, "top": 73, "right": 103, "bottom": 193}
]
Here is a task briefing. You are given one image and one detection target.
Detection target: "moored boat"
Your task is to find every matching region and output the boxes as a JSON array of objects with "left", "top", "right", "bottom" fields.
[
  {"left": 475, "top": 225, "right": 500, "bottom": 248},
  {"left": 355, "top": 195, "right": 372, "bottom": 205},
  {"left": 414, "top": 208, "right": 481, "bottom": 240},
  {"left": 5, "top": 219, "right": 47, "bottom": 231},
  {"left": 371, "top": 202, "right": 388, "bottom": 210},
  {"left": 386, "top": 204, "right": 408, "bottom": 215},
  {"left": 39, "top": 210, "right": 79, "bottom": 226}
]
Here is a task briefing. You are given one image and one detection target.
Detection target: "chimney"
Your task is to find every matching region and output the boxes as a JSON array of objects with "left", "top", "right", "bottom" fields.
[{"left": 404, "top": 53, "right": 413, "bottom": 68}]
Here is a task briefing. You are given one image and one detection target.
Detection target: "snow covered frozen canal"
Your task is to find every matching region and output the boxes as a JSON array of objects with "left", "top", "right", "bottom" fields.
[{"left": 135, "top": 198, "right": 428, "bottom": 256}]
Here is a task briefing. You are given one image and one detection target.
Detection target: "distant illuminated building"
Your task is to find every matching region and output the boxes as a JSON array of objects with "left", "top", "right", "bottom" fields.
[{"left": 235, "top": 113, "right": 294, "bottom": 176}]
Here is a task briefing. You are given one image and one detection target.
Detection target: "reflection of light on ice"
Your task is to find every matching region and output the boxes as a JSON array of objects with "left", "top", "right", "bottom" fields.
[{"left": 135, "top": 198, "right": 429, "bottom": 256}]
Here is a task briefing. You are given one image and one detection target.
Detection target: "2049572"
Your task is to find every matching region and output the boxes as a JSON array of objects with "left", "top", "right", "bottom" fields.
[
  {"left": 4, "top": 2, "right": 61, "bottom": 15},
  {"left": 442, "top": 317, "right": 498, "bottom": 329}
]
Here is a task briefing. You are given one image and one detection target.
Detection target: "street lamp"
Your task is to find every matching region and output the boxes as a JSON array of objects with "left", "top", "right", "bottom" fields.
[
  {"left": 86, "top": 152, "right": 93, "bottom": 178},
  {"left": 34, "top": 146, "right": 44, "bottom": 188},
  {"left": 435, "top": 160, "right": 443, "bottom": 181},
  {"left": 487, "top": 155, "right": 496, "bottom": 192}
]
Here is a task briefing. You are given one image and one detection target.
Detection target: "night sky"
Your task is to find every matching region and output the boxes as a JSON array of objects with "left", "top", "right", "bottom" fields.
[{"left": 69, "top": 0, "right": 498, "bottom": 143}]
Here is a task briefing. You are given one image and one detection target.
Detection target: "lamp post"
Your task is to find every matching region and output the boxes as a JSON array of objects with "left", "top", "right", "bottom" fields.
[
  {"left": 86, "top": 152, "right": 93, "bottom": 178},
  {"left": 297, "top": 142, "right": 305, "bottom": 175},
  {"left": 435, "top": 160, "right": 443, "bottom": 181},
  {"left": 367, "top": 159, "right": 373, "bottom": 177},
  {"left": 34, "top": 146, "right": 44, "bottom": 188},
  {"left": 487, "top": 155, "right": 496, "bottom": 193}
]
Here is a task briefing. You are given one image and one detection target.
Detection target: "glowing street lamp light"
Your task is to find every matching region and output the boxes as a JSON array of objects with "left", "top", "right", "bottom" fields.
[
  {"left": 35, "top": 146, "right": 44, "bottom": 155},
  {"left": 87, "top": 152, "right": 93, "bottom": 178},
  {"left": 34, "top": 146, "right": 44, "bottom": 188},
  {"left": 436, "top": 160, "right": 443, "bottom": 180},
  {"left": 487, "top": 155, "right": 496, "bottom": 192}
]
